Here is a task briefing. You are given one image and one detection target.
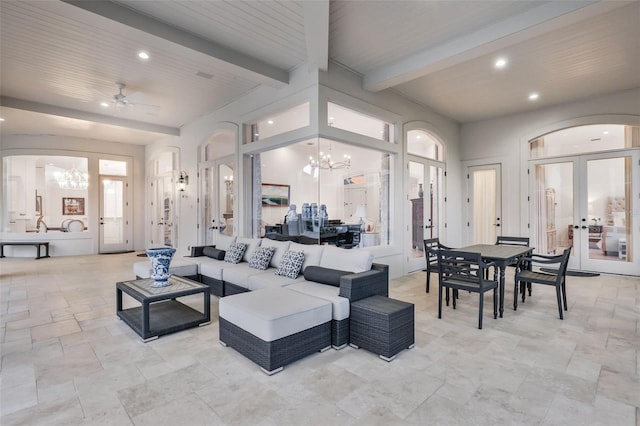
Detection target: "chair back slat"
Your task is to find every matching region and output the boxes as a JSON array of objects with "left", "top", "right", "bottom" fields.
[
  {"left": 495, "top": 236, "right": 530, "bottom": 246},
  {"left": 437, "top": 249, "right": 497, "bottom": 291}
]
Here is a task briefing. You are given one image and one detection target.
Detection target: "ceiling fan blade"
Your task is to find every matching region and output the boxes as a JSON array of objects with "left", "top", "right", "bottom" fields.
[
  {"left": 88, "top": 87, "right": 113, "bottom": 99},
  {"left": 127, "top": 101, "right": 161, "bottom": 111},
  {"left": 125, "top": 91, "right": 145, "bottom": 103}
]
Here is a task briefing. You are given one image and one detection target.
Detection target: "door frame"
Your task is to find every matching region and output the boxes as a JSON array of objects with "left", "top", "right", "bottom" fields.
[
  {"left": 529, "top": 150, "right": 639, "bottom": 275},
  {"left": 406, "top": 155, "right": 446, "bottom": 272},
  {"left": 98, "top": 175, "right": 131, "bottom": 253},
  {"left": 466, "top": 163, "right": 502, "bottom": 245},
  {"left": 198, "top": 156, "right": 236, "bottom": 246}
]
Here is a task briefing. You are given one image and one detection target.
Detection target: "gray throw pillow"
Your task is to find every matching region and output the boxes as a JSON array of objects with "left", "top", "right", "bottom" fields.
[
  {"left": 224, "top": 242, "right": 247, "bottom": 264},
  {"left": 275, "top": 250, "right": 305, "bottom": 279},
  {"left": 248, "top": 246, "right": 276, "bottom": 270}
]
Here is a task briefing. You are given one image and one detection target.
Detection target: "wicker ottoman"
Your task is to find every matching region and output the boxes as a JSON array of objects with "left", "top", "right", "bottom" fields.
[
  {"left": 134, "top": 258, "right": 199, "bottom": 281},
  {"left": 219, "top": 287, "right": 332, "bottom": 375},
  {"left": 349, "top": 295, "right": 415, "bottom": 361}
]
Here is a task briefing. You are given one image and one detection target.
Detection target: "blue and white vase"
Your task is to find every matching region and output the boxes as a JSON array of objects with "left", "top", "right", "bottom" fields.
[{"left": 146, "top": 247, "right": 176, "bottom": 288}]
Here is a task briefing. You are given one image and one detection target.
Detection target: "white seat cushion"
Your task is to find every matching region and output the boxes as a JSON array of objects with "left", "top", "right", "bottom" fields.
[
  {"left": 197, "top": 257, "right": 225, "bottom": 281},
  {"left": 245, "top": 269, "right": 305, "bottom": 291},
  {"left": 319, "top": 246, "right": 373, "bottom": 273},
  {"left": 219, "top": 287, "right": 331, "bottom": 342},
  {"left": 287, "top": 281, "right": 350, "bottom": 321},
  {"left": 133, "top": 258, "right": 198, "bottom": 278},
  {"left": 220, "top": 263, "right": 263, "bottom": 288}
]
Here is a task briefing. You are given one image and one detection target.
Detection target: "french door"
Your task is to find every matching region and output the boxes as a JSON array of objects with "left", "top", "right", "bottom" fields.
[
  {"left": 407, "top": 157, "right": 445, "bottom": 272},
  {"left": 468, "top": 164, "right": 502, "bottom": 245},
  {"left": 150, "top": 175, "right": 175, "bottom": 247},
  {"left": 530, "top": 150, "right": 638, "bottom": 275},
  {"left": 199, "top": 157, "right": 235, "bottom": 246},
  {"left": 99, "top": 176, "right": 130, "bottom": 253}
]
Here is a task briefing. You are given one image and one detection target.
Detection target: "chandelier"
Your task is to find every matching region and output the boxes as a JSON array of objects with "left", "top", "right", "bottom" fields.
[
  {"left": 308, "top": 151, "right": 351, "bottom": 171},
  {"left": 54, "top": 168, "right": 88, "bottom": 189}
]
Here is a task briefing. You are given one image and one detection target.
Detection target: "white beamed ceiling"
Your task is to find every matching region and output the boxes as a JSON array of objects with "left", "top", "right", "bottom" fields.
[{"left": 1, "top": 0, "right": 638, "bottom": 144}]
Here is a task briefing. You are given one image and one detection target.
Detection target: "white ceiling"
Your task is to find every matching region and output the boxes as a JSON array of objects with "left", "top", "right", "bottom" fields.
[{"left": 1, "top": 0, "right": 639, "bottom": 145}]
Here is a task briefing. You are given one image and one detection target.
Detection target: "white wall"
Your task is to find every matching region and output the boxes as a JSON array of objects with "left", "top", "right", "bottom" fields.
[
  {"left": 460, "top": 88, "right": 640, "bottom": 241},
  {"left": 0, "top": 135, "right": 146, "bottom": 253},
  {"left": 148, "top": 63, "right": 461, "bottom": 278}
]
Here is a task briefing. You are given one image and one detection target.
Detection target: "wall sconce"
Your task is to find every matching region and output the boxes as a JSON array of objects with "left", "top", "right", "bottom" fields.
[{"left": 178, "top": 171, "right": 189, "bottom": 192}]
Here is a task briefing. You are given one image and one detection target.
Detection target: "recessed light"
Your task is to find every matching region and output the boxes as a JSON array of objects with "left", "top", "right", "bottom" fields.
[
  {"left": 0, "top": 117, "right": 5, "bottom": 122},
  {"left": 267, "top": 120, "right": 274, "bottom": 125},
  {"left": 416, "top": 135, "right": 422, "bottom": 139},
  {"left": 100, "top": 102, "right": 109, "bottom": 107},
  {"left": 329, "top": 116, "right": 335, "bottom": 120},
  {"left": 528, "top": 92, "right": 539, "bottom": 101},
  {"left": 603, "top": 131, "right": 609, "bottom": 135},
  {"left": 138, "top": 51, "right": 149, "bottom": 60},
  {"left": 494, "top": 58, "right": 508, "bottom": 69}
]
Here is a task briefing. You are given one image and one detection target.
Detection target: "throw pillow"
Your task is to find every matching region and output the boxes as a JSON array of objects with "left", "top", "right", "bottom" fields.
[
  {"left": 248, "top": 246, "right": 276, "bottom": 270},
  {"left": 202, "top": 246, "right": 225, "bottom": 260},
  {"left": 224, "top": 242, "right": 247, "bottom": 264},
  {"left": 303, "top": 266, "right": 352, "bottom": 287},
  {"left": 275, "top": 250, "right": 305, "bottom": 279}
]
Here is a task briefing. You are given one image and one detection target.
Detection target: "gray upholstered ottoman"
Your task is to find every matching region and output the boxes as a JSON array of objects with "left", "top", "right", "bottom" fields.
[
  {"left": 133, "top": 258, "right": 199, "bottom": 281},
  {"left": 349, "top": 295, "right": 415, "bottom": 361},
  {"left": 219, "top": 287, "right": 332, "bottom": 375}
]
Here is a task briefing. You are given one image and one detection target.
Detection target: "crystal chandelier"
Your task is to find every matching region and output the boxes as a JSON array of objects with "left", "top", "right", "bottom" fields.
[
  {"left": 308, "top": 150, "right": 351, "bottom": 171},
  {"left": 54, "top": 168, "right": 89, "bottom": 189}
]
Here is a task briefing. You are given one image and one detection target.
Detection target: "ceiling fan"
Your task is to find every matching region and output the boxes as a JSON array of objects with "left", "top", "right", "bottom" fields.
[{"left": 96, "top": 82, "right": 160, "bottom": 111}]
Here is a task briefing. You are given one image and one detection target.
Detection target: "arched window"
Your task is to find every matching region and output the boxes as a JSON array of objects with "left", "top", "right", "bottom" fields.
[{"left": 407, "top": 129, "right": 444, "bottom": 161}]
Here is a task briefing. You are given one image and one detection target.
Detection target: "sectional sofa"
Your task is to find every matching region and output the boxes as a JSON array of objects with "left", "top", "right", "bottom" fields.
[{"left": 189, "top": 235, "right": 389, "bottom": 349}]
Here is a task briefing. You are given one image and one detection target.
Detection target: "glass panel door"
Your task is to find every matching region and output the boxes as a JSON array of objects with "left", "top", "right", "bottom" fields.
[
  {"left": 468, "top": 164, "right": 502, "bottom": 244},
  {"left": 531, "top": 151, "right": 638, "bottom": 275},
  {"left": 99, "top": 176, "right": 129, "bottom": 253},
  {"left": 407, "top": 158, "right": 444, "bottom": 272},
  {"left": 199, "top": 158, "right": 235, "bottom": 245}
]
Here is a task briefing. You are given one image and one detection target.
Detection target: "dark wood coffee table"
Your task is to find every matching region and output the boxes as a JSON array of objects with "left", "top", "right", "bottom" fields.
[{"left": 116, "top": 275, "right": 210, "bottom": 342}]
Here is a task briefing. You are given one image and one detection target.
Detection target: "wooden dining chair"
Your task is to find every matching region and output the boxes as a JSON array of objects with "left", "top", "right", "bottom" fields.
[
  {"left": 437, "top": 249, "right": 499, "bottom": 329},
  {"left": 495, "top": 235, "right": 531, "bottom": 293},
  {"left": 514, "top": 247, "right": 571, "bottom": 319}
]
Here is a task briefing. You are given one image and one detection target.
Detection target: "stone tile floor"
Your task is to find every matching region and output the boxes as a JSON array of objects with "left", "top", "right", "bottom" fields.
[{"left": 0, "top": 253, "right": 638, "bottom": 425}]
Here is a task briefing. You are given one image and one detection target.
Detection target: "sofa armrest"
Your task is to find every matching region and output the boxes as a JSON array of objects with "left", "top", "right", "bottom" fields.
[
  {"left": 338, "top": 263, "right": 389, "bottom": 302},
  {"left": 190, "top": 245, "right": 214, "bottom": 257}
]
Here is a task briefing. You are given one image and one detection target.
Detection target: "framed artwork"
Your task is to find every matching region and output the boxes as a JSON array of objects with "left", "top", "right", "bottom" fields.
[
  {"left": 35, "top": 195, "right": 42, "bottom": 216},
  {"left": 62, "top": 197, "right": 85, "bottom": 215},
  {"left": 261, "top": 183, "right": 290, "bottom": 207}
]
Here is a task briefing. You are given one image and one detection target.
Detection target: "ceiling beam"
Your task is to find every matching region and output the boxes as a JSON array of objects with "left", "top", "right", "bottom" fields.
[
  {"left": 1, "top": 97, "right": 180, "bottom": 136},
  {"left": 62, "top": 0, "right": 289, "bottom": 87},
  {"left": 364, "top": 0, "right": 626, "bottom": 92},
  {"left": 302, "top": 0, "right": 329, "bottom": 72}
]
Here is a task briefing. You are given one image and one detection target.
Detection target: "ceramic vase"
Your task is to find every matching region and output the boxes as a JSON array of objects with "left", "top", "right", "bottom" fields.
[{"left": 146, "top": 247, "right": 176, "bottom": 288}]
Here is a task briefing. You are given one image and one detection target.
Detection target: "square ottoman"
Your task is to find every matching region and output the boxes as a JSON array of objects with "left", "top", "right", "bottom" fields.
[
  {"left": 350, "top": 295, "right": 415, "bottom": 361},
  {"left": 219, "top": 287, "right": 332, "bottom": 375}
]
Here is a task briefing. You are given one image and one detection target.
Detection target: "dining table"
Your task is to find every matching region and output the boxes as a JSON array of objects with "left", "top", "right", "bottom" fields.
[{"left": 457, "top": 244, "right": 534, "bottom": 317}]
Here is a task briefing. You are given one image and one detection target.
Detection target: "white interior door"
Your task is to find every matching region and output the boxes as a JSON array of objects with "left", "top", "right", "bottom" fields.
[
  {"left": 150, "top": 175, "right": 175, "bottom": 247},
  {"left": 99, "top": 176, "right": 130, "bottom": 253},
  {"left": 468, "top": 164, "right": 502, "bottom": 244},
  {"left": 199, "top": 158, "right": 235, "bottom": 245}
]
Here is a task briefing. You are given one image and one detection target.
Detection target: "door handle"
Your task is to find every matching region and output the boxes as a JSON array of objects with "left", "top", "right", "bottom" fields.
[
  {"left": 574, "top": 226, "right": 579, "bottom": 229},
  {"left": 495, "top": 224, "right": 501, "bottom": 227},
  {"left": 581, "top": 226, "right": 587, "bottom": 229}
]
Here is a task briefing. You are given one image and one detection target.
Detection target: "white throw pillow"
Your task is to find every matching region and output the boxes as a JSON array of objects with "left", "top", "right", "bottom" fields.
[{"left": 215, "top": 234, "right": 236, "bottom": 251}]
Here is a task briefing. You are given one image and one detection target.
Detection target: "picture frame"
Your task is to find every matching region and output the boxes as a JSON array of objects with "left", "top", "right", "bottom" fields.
[
  {"left": 35, "top": 195, "right": 42, "bottom": 216},
  {"left": 261, "top": 183, "right": 290, "bottom": 207},
  {"left": 62, "top": 197, "right": 85, "bottom": 215}
]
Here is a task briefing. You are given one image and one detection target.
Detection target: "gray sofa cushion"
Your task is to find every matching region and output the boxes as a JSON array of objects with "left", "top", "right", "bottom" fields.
[
  {"left": 303, "top": 266, "right": 352, "bottom": 287},
  {"left": 202, "top": 246, "right": 225, "bottom": 260},
  {"left": 287, "top": 281, "right": 350, "bottom": 321}
]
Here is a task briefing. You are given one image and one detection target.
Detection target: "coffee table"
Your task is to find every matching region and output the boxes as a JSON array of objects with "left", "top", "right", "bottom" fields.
[{"left": 116, "top": 275, "right": 211, "bottom": 342}]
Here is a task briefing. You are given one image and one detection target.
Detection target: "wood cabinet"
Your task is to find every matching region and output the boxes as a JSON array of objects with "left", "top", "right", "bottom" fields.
[{"left": 411, "top": 198, "right": 423, "bottom": 250}]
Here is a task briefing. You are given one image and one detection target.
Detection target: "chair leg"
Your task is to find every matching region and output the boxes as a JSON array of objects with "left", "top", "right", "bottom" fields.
[
  {"left": 561, "top": 281, "right": 568, "bottom": 310},
  {"left": 513, "top": 281, "right": 519, "bottom": 311},
  {"left": 425, "top": 269, "right": 430, "bottom": 293},
  {"left": 478, "top": 292, "right": 483, "bottom": 329},
  {"left": 438, "top": 284, "right": 443, "bottom": 319},
  {"left": 528, "top": 283, "right": 532, "bottom": 296},
  {"left": 555, "top": 285, "right": 564, "bottom": 320},
  {"left": 452, "top": 289, "right": 457, "bottom": 309},
  {"left": 521, "top": 281, "right": 526, "bottom": 303},
  {"left": 493, "top": 288, "right": 497, "bottom": 319}
]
